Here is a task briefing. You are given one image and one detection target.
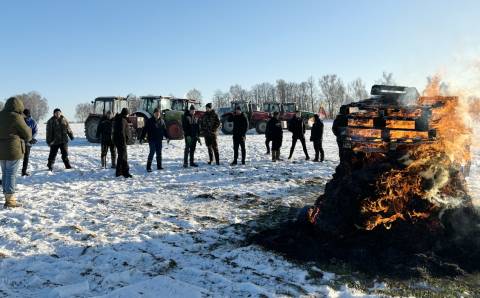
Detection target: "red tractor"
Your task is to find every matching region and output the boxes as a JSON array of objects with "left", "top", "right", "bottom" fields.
[{"left": 221, "top": 101, "right": 271, "bottom": 134}]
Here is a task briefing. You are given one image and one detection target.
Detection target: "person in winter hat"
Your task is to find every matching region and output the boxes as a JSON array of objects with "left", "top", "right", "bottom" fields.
[
  {"left": 310, "top": 114, "right": 324, "bottom": 162},
  {"left": 230, "top": 106, "right": 249, "bottom": 165},
  {"left": 201, "top": 103, "right": 220, "bottom": 165},
  {"left": 182, "top": 105, "right": 200, "bottom": 167},
  {"left": 267, "top": 111, "right": 283, "bottom": 162},
  {"left": 113, "top": 108, "right": 132, "bottom": 178},
  {"left": 140, "top": 108, "right": 169, "bottom": 172},
  {"left": 46, "top": 108, "right": 74, "bottom": 171},
  {"left": 21, "top": 108, "right": 38, "bottom": 176},
  {"left": 0, "top": 97, "right": 32, "bottom": 208},
  {"left": 96, "top": 111, "right": 116, "bottom": 169},
  {"left": 287, "top": 110, "right": 310, "bottom": 160}
]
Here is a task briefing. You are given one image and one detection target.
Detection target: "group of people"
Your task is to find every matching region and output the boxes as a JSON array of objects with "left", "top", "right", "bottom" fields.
[
  {"left": 0, "top": 97, "right": 325, "bottom": 208},
  {"left": 266, "top": 111, "right": 325, "bottom": 162},
  {"left": 0, "top": 97, "right": 74, "bottom": 208}
]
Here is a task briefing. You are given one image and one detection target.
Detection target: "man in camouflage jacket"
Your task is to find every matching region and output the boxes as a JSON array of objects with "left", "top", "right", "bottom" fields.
[
  {"left": 46, "top": 108, "right": 74, "bottom": 171},
  {"left": 201, "top": 103, "right": 220, "bottom": 165}
]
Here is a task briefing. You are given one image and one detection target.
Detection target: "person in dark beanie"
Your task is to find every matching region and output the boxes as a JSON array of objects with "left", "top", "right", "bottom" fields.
[
  {"left": 140, "top": 108, "right": 168, "bottom": 172},
  {"left": 267, "top": 111, "right": 283, "bottom": 162},
  {"left": 201, "top": 103, "right": 220, "bottom": 165},
  {"left": 46, "top": 108, "right": 74, "bottom": 171},
  {"left": 21, "top": 109, "right": 38, "bottom": 176},
  {"left": 0, "top": 97, "right": 32, "bottom": 208},
  {"left": 96, "top": 111, "right": 116, "bottom": 169},
  {"left": 310, "top": 114, "right": 324, "bottom": 162},
  {"left": 287, "top": 111, "right": 310, "bottom": 160},
  {"left": 182, "top": 105, "right": 200, "bottom": 168},
  {"left": 113, "top": 108, "right": 132, "bottom": 178},
  {"left": 230, "top": 106, "right": 249, "bottom": 165}
]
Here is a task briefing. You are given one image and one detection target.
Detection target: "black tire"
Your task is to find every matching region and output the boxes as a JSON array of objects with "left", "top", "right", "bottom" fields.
[
  {"left": 255, "top": 121, "right": 267, "bottom": 134},
  {"left": 221, "top": 118, "right": 234, "bottom": 135},
  {"left": 84, "top": 116, "right": 101, "bottom": 143}
]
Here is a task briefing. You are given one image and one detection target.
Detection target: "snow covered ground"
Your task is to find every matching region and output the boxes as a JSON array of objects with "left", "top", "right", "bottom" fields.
[{"left": 0, "top": 121, "right": 478, "bottom": 297}]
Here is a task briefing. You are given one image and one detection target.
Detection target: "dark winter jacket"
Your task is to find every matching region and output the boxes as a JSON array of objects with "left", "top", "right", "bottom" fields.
[
  {"left": 46, "top": 115, "right": 73, "bottom": 146},
  {"left": 201, "top": 110, "right": 220, "bottom": 136},
  {"left": 182, "top": 111, "right": 200, "bottom": 138},
  {"left": 0, "top": 97, "right": 32, "bottom": 160},
  {"left": 96, "top": 117, "right": 114, "bottom": 144},
  {"left": 113, "top": 114, "right": 130, "bottom": 146},
  {"left": 232, "top": 113, "right": 249, "bottom": 138},
  {"left": 288, "top": 116, "right": 306, "bottom": 138},
  {"left": 310, "top": 119, "right": 324, "bottom": 142},
  {"left": 265, "top": 115, "right": 273, "bottom": 139},
  {"left": 141, "top": 116, "right": 168, "bottom": 143},
  {"left": 24, "top": 116, "right": 38, "bottom": 147},
  {"left": 267, "top": 117, "right": 283, "bottom": 141}
]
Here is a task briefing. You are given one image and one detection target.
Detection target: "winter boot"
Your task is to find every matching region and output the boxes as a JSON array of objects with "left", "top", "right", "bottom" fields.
[
  {"left": 230, "top": 160, "right": 237, "bottom": 166},
  {"left": 146, "top": 160, "right": 153, "bottom": 173},
  {"left": 288, "top": 148, "right": 294, "bottom": 160},
  {"left": 21, "top": 171, "right": 30, "bottom": 176},
  {"left": 47, "top": 161, "right": 53, "bottom": 171},
  {"left": 157, "top": 155, "right": 163, "bottom": 170},
  {"left": 190, "top": 162, "right": 199, "bottom": 167},
  {"left": 63, "top": 159, "right": 72, "bottom": 169},
  {"left": 272, "top": 151, "right": 276, "bottom": 162},
  {"left": 214, "top": 151, "right": 220, "bottom": 165},
  {"left": 208, "top": 149, "right": 213, "bottom": 165},
  {"left": 277, "top": 151, "right": 283, "bottom": 161},
  {"left": 4, "top": 194, "right": 21, "bottom": 208},
  {"left": 101, "top": 156, "right": 106, "bottom": 169}
]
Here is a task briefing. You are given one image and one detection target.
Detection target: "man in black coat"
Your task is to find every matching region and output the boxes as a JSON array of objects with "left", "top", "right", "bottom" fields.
[
  {"left": 182, "top": 105, "right": 200, "bottom": 168},
  {"left": 201, "top": 103, "right": 221, "bottom": 165},
  {"left": 264, "top": 113, "right": 273, "bottom": 155},
  {"left": 96, "top": 111, "right": 116, "bottom": 169},
  {"left": 230, "top": 106, "right": 249, "bottom": 165},
  {"left": 140, "top": 108, "right": 168, "bottom": 172},
  {"left": 267, "top": 111, "right": 283, "bottom": 162},
  {"left": 113, "top": 108, "right": 132, "bottom": 178},
  {"left": 310, "top": 114, "right": 324, "bottom": 162},
  {"left": 287, "top": 111, "right": 310, "bottom": 160}
]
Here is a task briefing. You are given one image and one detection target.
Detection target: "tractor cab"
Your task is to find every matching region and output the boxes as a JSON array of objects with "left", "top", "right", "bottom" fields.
[
  {"left": 93, "top": 97, "right": 128, "bottom": 116},
  {"left": 85, "top": 97, "right": 129, "bottom": 143},
  {"left": 262, "top": 102, "right": 282, "bottom": 114},
  {"left": 171, "top": 98, "right": 202, "bottom": 112},
  {"left": 140, "top": 96, "right": 173, "bottom": 116}
]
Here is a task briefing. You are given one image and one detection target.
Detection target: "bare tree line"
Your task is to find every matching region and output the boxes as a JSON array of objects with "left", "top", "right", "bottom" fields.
[
  {"left": 1, "top": 91, "right": 49, "bottom": 121},
  {"left": 210, "top": 75, "right": 384, "bottom": 119}
]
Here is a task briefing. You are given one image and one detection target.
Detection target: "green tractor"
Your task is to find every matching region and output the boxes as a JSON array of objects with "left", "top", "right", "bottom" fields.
[
  {"left": 164, "top": 98, "right": 204, "bottom": 140},
  {"left": 84, "top": 96, "right": 138, "bottom": 144},
  {"left": 134, "top": 96, "right": 173, "bottom": 140}
]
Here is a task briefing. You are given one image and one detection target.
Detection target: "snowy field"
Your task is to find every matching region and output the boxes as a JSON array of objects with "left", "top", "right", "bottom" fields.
[{"left": 0, "top": 121, "right": 478, "bottom": 297}]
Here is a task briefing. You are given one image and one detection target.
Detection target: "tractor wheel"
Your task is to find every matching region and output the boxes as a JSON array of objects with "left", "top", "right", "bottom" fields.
[
  {"left": 255, "top": 121, "right": 267, "bottom": 134},
  {"left": 221, "top": 118, "right": 234, "bottom": 135},
  {"left": 166, "top": 120, "right": 183, "bottom": 140},
  {"left": 84, "top": 116, "right": 101, "bottom": 143}
]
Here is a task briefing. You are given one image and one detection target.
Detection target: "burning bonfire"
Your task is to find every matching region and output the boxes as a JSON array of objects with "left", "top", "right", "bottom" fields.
[
  {"left": 307, "top": 83, "right": 473, "bottom": 232},
  {"left": 254, "top": 82, "right": 480, "bottom": 276}
]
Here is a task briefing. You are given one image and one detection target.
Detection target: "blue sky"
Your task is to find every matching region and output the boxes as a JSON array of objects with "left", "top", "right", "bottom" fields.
[{"left": 1, "top": 0, "right": 479, "bottom": 120}]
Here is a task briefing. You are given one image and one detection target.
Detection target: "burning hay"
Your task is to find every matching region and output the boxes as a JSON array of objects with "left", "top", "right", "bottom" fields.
[{"left": 254, "top": 83, "right": 480, "bottom": 277}]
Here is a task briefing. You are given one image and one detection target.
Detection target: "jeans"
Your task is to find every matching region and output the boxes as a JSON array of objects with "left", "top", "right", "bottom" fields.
[
  {"left": 1, "top": 160, "right": 21, "bottom": 194},
  {"left": 148, "top": 141, "right": 163, "bottom": 168},
  {"left": 233, "top": 136, "right": 246, "bottom": 163},
  {"left": 184, "top": 136, "right": 197, "bottom": 165}
]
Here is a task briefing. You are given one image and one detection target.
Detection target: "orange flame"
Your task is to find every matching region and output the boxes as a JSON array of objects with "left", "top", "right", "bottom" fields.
[{"left": 361, "top": 76, "right": 472, "bottom": 230}]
